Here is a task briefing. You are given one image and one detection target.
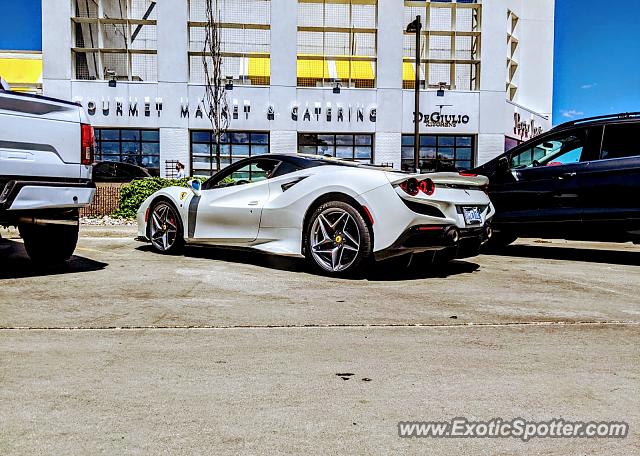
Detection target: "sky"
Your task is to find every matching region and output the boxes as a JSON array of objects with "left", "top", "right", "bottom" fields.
[
  {"left": 0, "top": 0, "right": 638, "bottom": 126},
  {"left": 553, "top": 0, "right": 640, "bottom": 124},
  {"left": 0, "top": 0, "right": 42, "bottom": 52}
]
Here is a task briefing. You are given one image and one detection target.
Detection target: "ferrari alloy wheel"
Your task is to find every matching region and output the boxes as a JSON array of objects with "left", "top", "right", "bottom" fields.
[
  {"left": 306, "top": 201, "right": 372, "bottom": 275},
  {"left": 149, "top": 201, "right": 184, "bottom": 254}
]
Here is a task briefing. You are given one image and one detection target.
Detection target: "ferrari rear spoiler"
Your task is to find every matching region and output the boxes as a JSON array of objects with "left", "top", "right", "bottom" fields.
[{"left": 385, "top": 171, "right": 489, "bottom": 187}]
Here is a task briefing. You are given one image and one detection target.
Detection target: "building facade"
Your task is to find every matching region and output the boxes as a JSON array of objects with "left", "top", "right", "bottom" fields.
[{"left": 42, "top": 0, "right": 555, "bottom": 177}]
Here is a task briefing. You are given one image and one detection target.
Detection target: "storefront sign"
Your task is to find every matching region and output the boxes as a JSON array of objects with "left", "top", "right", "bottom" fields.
[
  {"left": 513, "top": 112, "right": 543, "bottom": 140},
  {"left": 413, "top": 106, "right": 471, "bottom": 128},
  {"left": 291, "top": 104, "right": 376, "bottom": 123},
  {"left": 76, "top": 96, "right": 164, "bottom": 118},
  {"left": 74, "top": 91, "right": 378, "bottom": 126}
]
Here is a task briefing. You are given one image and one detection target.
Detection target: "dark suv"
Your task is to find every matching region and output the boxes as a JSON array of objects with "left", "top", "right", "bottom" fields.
[{"left": 474, "top": 113, "right": 640, "bottom": 247}]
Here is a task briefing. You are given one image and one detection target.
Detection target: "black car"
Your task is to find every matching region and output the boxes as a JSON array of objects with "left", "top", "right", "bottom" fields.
[
  {"left": 92, "top": 161, "right": 152, "bottom": 183},
  {"left": 474, "top": 112, "right": 640, "bottom": 247}
]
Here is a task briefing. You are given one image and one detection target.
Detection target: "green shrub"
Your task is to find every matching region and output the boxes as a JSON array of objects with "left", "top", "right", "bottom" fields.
[{"left": 113, "top": 176, "right": 208, "bottom": 219}]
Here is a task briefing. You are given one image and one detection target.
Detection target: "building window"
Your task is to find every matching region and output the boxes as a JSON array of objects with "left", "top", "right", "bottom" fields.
[
  {"left": 401, "top": 134, "right": 474, "bottom": 172},
  {"left": 191, "top": 130, "right": 270, "bottom": 176},
  {"left": 72, "top": 0, "right": 158, "bottom": 81},
  {"left": 505, "top": 136, "right": 521, "bottom": 152},
  {"left": 403, "top": 0, "right": 481, "bottom": 91},
  {"left": 95, "top": 128, "right": 160, "bottom": 176},
  {"left": 188, "top": 0, "right": 271, "bottom": 86},
  {"left": 298, "top": 133, "right": 374, "bottom": 163},
  {"left": 297, "top": 0, "right": 377, "bottom": 88}
]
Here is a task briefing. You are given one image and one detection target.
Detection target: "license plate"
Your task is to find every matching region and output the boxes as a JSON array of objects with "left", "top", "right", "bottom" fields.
[{"left": 462, "top": 206, "right": 482, "bottom": 225}]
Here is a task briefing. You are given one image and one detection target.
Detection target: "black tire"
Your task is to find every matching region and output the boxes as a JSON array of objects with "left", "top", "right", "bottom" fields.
[
  {"left": 483, "top": 231, "right": 518, "bottom": 252},
  {"left": 147, "top": 199, "right": 184, "bottom": 254},
  {"left": 304, "top": 201, "right": 373, "bottom": 276},
  {"left": 19, "top": 220, "right": 79, "bottom": 264}
]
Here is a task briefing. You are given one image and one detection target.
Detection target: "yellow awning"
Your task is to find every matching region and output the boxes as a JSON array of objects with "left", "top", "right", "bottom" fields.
[
  {"left": 403, "top": 62, "right": 415, "bottom": 81},
  {"left": 336, "top": 59, "right": 375, "bottom": 81},
  {"left": 248, "top": 56, "right": 270, "bottom": 78},
  {"left": 0, "top": 54, "right": 42, "bottom": 90},
  {"left": 297, "top": 58, "right": 330, "bottom": 80}
]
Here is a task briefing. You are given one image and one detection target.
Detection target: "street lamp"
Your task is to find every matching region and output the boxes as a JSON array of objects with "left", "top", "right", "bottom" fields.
[{"left": 406, "top": 16, "right": 422, "bottom": 172}]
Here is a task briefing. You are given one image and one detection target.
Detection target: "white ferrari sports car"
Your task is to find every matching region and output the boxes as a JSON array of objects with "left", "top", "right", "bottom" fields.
[{"left": 137, "top": 154, "right": 495, "bottom": 276}]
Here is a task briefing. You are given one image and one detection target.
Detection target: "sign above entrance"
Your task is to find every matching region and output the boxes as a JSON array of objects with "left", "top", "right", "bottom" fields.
[
  {"left": 513, "top": 112, "right": 544, "bottom": 141},
  {"left": 413, "top": 109, "right": 471, "bottom": 128}
]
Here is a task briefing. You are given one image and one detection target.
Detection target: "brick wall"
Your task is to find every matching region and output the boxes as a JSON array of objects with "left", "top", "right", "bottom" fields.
[
  {"left": 477, "top": 134, "right": 505, "bottom": 166},
  {"left": 160, "top": 128, "right": 190, "bottom": 177},
  {"left": 80, "top": 182, "right": 125, "bottom": 217},
  {"left": 374, "top": 132, "right": 401, "bottom": 169},
  {"left": 270, "top": 130, "right": 297, "bottom": 154}
]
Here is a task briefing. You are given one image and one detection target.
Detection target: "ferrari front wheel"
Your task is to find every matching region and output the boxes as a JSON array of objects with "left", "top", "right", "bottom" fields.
[
  {"left": 305, "top": 201, "right": 372, "bottom": 276},
  {"left": 148, "top": 200, "right": 184, "bottom": 254}
]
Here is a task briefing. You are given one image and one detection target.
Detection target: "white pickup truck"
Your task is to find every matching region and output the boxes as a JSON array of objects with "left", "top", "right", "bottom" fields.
[{"left": 0, "top": 88, "right": 95, "bottom": 263}]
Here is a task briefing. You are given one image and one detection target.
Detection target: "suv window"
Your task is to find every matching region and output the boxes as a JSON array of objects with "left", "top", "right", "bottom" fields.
[
  {"left": 600, "top": 123, "right": 640, "bottom": 160},
  {"left": 511, "top": 132, "right": 585, "bottom": 168}
]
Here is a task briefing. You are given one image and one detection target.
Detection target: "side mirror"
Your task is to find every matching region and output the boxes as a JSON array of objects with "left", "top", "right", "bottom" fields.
[
  {"left": 497, "top": 156, "right": 510, "bottom": 172},
  {"left": 188, "top": 179, "right": 202, "bottom": 196}
]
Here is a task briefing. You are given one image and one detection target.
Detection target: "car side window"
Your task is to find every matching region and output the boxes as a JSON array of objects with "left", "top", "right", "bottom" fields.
[
  {"left": 271, "top": 161, "right": 302, "bottom": 178},
  {"left": 206, "top": 158, "right": 282, "bottom": 189},
  {"left": 600, "top": 123, "right": 640, "bottom": 160},
  {"left": 510, "top": 130, "right": 587, "bottom": 169}
]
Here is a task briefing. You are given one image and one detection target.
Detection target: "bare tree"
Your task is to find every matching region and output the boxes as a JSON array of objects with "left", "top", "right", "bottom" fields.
[{"left": 202, "top": 0, "right": 229, "bottom": 173}]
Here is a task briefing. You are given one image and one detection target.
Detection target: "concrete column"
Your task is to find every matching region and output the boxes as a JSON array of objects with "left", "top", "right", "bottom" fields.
[
  {"left": 374, "top": 0, "right": 404, "bottom": 168},
  {"left": 42, "top": 0, "right": 73, "bottom": 100},
  {"left": 156, "top": 0, "right": 190, "bottom": 175},
  {"left": 157, "top": 0, "right": 189, "bottom": 83},
  {"left": 377, "top": 0, "right": 403, "bottom": 90},
  {"left": 517, "top": 0, "right": 555, "bottom": 118},
  {"left": 478, "top": 0, "right": 509, "bottom": 164},
  {"left": 479, "top": 0, "right": 508, "bottom": 93},
  {"left": 270, "top": 0, "right": 297, "bottom": 88},
  {"left": 269, "top": 0, "right": 298, "bottom": 152}
]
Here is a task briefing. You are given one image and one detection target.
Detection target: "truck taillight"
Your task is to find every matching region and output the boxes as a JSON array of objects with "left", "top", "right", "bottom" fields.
[{"left": 81, "top": 123, "right": 95, "bottom": 166}]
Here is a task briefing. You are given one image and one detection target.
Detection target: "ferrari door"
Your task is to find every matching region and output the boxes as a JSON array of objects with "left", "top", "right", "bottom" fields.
[{"left": 193, "top": 160, "right": 275, "bottom": 242}]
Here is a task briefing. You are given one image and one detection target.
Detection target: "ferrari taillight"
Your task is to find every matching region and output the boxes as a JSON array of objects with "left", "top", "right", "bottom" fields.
[
  {"left": 81, "top": 123, "right": 95, "bottom": 166},
  {"left": 399, "top": 177, "right": 436, "bottom": 196},
  {"left": 399, "top": 178, "right": 419, "bottom": 196},
  {"left": 418, "top": 178, "right": 436, "bottom": 196}
]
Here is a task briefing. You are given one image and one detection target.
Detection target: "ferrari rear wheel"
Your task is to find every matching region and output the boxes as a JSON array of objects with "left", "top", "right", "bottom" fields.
[
  {"left": 148, "top": 200, "right": 184, "bottom": 254},
  {"left": 306, "top": 201, "right": 372, "bottom": 276}
]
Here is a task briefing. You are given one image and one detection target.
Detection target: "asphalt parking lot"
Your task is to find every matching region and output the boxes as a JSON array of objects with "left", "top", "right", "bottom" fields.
[{"left": 1, "top": 226, "right": 639, "bottom": 455}]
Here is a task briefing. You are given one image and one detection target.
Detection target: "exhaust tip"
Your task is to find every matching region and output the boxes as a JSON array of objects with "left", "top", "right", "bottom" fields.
[{"left": 445, "top": 227, "right": 460, "bottom": 244}]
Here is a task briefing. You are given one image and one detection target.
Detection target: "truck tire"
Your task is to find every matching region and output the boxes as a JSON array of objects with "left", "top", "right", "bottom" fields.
[{"left": 19, "top": 220, "right": 79, "bottom": 264}]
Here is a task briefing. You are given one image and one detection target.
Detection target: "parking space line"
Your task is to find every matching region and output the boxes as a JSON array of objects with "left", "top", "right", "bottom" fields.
[{"left": 1, "top": 320, "right": 637, "bottom": 331}]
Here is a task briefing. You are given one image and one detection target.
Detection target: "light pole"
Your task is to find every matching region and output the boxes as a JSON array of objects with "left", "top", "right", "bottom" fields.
[{"left": 406, "top": 16, "right": 422, "bottom": 173}]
